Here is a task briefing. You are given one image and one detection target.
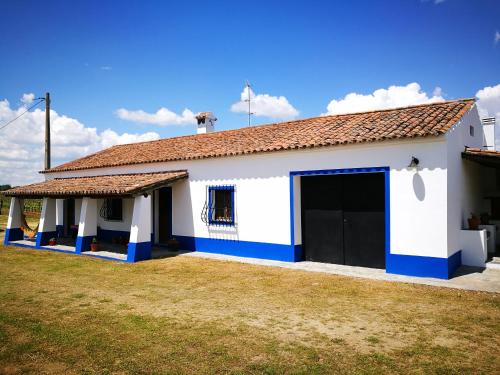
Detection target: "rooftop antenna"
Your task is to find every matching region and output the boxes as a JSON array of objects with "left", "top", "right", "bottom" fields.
[{"left": 244, "top": 81, "right": 254, "bottom": 126}]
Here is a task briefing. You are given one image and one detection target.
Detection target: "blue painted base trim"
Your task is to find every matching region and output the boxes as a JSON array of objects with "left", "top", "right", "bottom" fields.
[
  {"left": 56, "top": 225, "right": 64, "bottom": 238},
  {"left": 75, "top": 235, "right": 94, "bottom": 254},
  {"left": 175, "top": 235, "right": 300, "bottom": 262},
  {"left": 4, "top": 228, "right": 23, "bottom": 245},
  {"left": 127, "top": 241, "right": 152, "bottom": 262},
  {"left": 294, "top": 244, "right": 303, "bottom": 262},
  {"left": 97, "top": 229, "right": 130, "bottom": 243},
  {"left": 36, "top": 231, "right": 57, "bottom": 247},
  {"left": 386, "top": 250, "right": 462, "bottom": 279}
]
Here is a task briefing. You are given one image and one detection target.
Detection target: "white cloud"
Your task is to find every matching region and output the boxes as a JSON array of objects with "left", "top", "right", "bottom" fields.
[
  {"left": 0, "top": 94, "right": 160, "bottom": 185},
  {"left": 100, "top": 66, "right": 112, "bottom": 71},
  {"left": 323, "top": 82, "right": 445, "bottom": 115},
  {"left": 115, "top": 107, "right": 196, "bottom": 126},
  {"left": 476, "top": 83, "right": 500, "bottom": 119},
  {"left": 495, "top": 31, "right": 500, "bottom": 44},
  {"left": 231, "top": 86, "right": 299, "bottom": 120},
  {"left": 21, "top": 93, "right": 35, "bottom": 105}
]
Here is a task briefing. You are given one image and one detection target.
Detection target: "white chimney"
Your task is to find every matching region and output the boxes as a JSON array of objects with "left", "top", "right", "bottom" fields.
[
  {"left": 482, "top": 117, "right": 496, "bottom": 151},
  {"left": 195, "top": 112, "right": 217, "bottom": 134}
]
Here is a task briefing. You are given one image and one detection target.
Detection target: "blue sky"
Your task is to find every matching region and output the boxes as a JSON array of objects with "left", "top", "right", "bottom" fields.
[{"left": 0, "top": 0, "right": 499, "bottom": 184}]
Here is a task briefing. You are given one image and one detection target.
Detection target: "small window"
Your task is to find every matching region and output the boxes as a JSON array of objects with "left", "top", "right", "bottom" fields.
[
  {"left": 102, "top": 198, "right": 123, "bottom": 221},
  {"left": 469, "top": 125, "right": 474, "bottom": 137},
  {"left": 209, "top": 186, "right": 234, "bottom": 225}
]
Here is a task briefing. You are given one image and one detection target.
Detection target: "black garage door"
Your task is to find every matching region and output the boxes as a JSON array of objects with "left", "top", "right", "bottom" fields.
[{"left": 301, "top": 173, "right": 385, "bottom": 269}]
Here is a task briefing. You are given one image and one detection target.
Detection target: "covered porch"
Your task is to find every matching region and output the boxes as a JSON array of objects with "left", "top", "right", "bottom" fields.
[
  {"left": 2, "top": 170, "right": 188, "bottom": 262},
  {"left": 460, "top": 148, "right": 500, "bottom": 267}
]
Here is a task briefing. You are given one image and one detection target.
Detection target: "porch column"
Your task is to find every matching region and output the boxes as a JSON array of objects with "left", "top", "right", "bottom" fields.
[
  {"left": 36, "top": 198, "right": 57, "bottom": 247},
  {"left": 4, "top": 197, "right": 23, "bottom": 244},
  {"left": 127, "top": 195, "right": 152, "bottom": 262},
  {"left": 75, "top": 197, "right": 97, "bottom": 254},
  {"left": 55, "top": 199, "right": 64, "bottom": 238}
]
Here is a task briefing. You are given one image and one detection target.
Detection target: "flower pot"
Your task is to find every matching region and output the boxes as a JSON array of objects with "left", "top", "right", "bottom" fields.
[
  {"left": 468, "top": 214, "right": 480, "bottom": 230},
  {"left": 90, "top": 243, "right": 99, "bottom": 252}
]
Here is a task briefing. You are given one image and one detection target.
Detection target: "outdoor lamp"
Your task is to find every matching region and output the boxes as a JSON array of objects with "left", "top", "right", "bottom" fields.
[{"left": 408, "top": 156, "right": 420, "bottom": 168}]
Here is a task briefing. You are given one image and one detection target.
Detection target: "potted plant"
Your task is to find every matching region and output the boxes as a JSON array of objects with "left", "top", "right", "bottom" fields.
[
  {"left": 48, "top": 237, "right": 56, "bottom": 246},
  {"left": 90, "top": 237, "right": 99, "bottom": 252},
  {"left": 468, "top": 213, "right": 480, "bottom": 230},
  {"left": 167, "top": 237, "right": 180, "bottom": 251}
]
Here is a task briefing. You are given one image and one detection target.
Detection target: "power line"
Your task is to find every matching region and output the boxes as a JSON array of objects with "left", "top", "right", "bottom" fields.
[{"left": 0, "top": 98, "right": 45, "bottom": 131}]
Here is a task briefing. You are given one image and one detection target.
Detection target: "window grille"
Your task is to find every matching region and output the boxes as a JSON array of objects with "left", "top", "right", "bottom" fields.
[{"left": 201, "top": 185, "right": 235, "bottom": 226}]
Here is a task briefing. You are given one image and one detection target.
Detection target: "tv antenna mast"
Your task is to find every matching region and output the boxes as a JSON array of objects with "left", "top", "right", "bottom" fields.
[{"left": 244, "top": 81, "right": 254, "bottom": 126}]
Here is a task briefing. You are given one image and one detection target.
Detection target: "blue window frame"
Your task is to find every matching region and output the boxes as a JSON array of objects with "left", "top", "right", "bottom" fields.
[{"left": 208, "top": 185, "right": 235, "bottom": 226}]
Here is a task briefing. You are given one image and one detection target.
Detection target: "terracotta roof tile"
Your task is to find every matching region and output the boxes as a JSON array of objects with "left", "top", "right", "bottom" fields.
[
  {"left": 3, "top": 171, "right": 188, "bottom": 198},
  {"left": 43, "top": 99, "right": 475, "bottom": 174}
]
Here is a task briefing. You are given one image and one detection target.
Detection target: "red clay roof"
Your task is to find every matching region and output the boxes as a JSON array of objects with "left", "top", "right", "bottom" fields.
[
  {"left": 3, "top": 171, "right": 188, "bottom": 198},
  {"left": 44, "top": 99, "right": 475, "bottom": 174},
  {"left": 462, "top": 147, "right": 500, "bottom": 168}
]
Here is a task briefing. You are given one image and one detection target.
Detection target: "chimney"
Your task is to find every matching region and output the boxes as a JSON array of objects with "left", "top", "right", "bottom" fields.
[
  {"left": 482, "top": 117, "right": 496, "bottom": 151},
  {"left": 195, "top": 112, "right": 217, "bottom": 134}
]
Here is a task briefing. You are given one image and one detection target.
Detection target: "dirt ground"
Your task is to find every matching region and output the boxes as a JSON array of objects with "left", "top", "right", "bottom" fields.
[{"left": 0, "top": 238, "right": 498, "bottom": 374}]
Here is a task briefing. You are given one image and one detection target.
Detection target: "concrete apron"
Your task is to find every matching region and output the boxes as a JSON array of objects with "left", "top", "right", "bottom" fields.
[{"left": 177, "top": 251, "right": 500, "bottom": 293}]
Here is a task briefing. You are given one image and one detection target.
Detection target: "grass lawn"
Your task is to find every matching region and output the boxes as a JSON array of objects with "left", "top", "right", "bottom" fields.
[{"left": 0, "top": 215, "right": 499, "bottom": 374}]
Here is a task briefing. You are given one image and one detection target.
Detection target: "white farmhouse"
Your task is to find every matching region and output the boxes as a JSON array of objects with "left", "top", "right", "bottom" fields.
[{"left": 3, "top": 99, "right": 499, "bottom": 279}]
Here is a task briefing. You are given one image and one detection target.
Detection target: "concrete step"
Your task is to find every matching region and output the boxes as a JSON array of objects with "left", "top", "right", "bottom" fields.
[{"left": 486, "top": 259, "right": 500, "bottom": 270}]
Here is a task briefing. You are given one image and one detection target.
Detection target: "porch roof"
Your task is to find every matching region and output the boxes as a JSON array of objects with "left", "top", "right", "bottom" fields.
[
  {"left": 2, "top": 170, "right": 188, "bottom": 198},
  {"left": 461, "top": 147, "right": 500, "bottom": 168}
]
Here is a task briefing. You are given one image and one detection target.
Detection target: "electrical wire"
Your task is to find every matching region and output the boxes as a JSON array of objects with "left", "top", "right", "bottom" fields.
[{"left": 0, "top": 98, "right": 45, "bottom": 131}]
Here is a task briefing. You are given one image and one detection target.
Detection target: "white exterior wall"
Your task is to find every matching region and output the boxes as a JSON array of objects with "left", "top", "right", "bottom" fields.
[
  {"left": 445, "top": 105, "right": 492, "bottom": 256},
  {"left": 47, "top": 136, "right": 451, "bottom": 259},
  {"left": 95, "top": 198, "right": 134, "bottom": 232}
]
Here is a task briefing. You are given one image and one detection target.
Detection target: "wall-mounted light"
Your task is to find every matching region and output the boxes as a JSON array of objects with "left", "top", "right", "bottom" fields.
[{"left": 408, "top": 156, "right": 419, "bottom": 168}]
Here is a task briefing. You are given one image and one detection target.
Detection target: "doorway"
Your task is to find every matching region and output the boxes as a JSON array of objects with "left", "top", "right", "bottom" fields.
[
  {"left": 158, "top": 187, "right": 172, "bottom": 244},
  {"left": 301, "top": 172, "right": 386, "bottom": 269},
  {"left": 63, "top": 198, "right": 75, "bottom": 237}
]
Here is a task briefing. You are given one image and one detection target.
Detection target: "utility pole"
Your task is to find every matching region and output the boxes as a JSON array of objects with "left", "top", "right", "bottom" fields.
[{"left": 44, "top": 92, "right": 51, "bottom": 170}]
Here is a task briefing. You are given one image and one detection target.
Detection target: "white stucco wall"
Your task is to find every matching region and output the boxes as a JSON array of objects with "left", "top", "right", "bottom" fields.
[
  {"left": 95, "top": 198, "right": 134, "bottom": 232},
  {"left": 445, "top": 105, "right": 493, "bottom": 257},
  {"left": 47, "top": 136, "right": 452, "bottom": 258}
]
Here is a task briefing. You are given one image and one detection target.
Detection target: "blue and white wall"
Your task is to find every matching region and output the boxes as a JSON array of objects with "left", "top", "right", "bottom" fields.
[{"left": 44, "top": 106, "right": 482, "bottom": 277}]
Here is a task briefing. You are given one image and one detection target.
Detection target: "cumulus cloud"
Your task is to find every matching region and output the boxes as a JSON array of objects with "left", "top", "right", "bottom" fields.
[
  {"left": 495, "top": 31, "right": 500, "bottom": 45},
  {"left": 115, "top": 107, "right": 196, "bottom": 126},
  {"left": 231, "top": 86, "right": 299, "bottom": 120},
  {"left": 0, "top": 94, "right": 160, "bottom": 185},
  {"left": 323, "top": 82, "right": 445, "bottom": 115},
  {"left": 476, "top": 83, "right": 500, "bottom": 119},
  {"left": 21, "top": 93, "right": 35, "bottom": 105}
]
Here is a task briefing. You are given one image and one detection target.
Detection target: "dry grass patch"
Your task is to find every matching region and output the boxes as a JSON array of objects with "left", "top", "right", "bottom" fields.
[{"left": 0, "top": 215, "right": 499, "bottom": 373}]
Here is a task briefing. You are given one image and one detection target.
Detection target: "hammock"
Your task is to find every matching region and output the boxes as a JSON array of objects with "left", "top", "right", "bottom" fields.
[{"left": 19, "top": 206, "right": 39, "bottom": 239}]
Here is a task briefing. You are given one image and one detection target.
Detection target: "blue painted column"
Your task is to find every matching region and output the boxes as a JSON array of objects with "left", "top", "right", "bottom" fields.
[
  {"left": 127, "top": 195, "right": 152, "bottom": 262},
  {"left": 4, "top": 197, "right": 24, "bottom": 245},
  {"left": 75, "top": 198, "right": 97, "bottom": 253},
  {"left": 36, "top": 198, "right": 57, "bottom": 247}
]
